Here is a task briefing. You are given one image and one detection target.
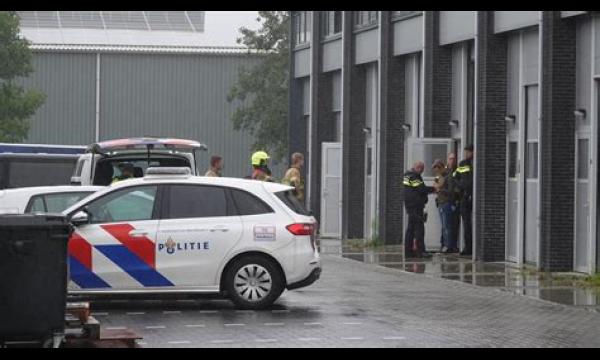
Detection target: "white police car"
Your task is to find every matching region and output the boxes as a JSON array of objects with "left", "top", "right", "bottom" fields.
[{"left": 62, "top": 167, "right": 321, "bottom": 309}]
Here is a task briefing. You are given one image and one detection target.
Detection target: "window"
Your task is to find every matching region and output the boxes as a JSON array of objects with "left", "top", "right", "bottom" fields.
[
  {"left": 333, "top": 112, "right": 342, "bottom": 142},
  {"left": 366, "top": 147, "right": 373, "bottom": 176},
  {"left": 166, "top": 185, "right": 227, "bottom": 219},
  {"left": 29, "top": 197, "right": 46, "bottom": 213},
  {"left": 354, "top": 11, "right": 378, "bottom": 28},
  {"left": 508, "top": 142, "right": 518, "bottom": 179},
  {"left": 321, "top": 11, "right": 342, "bottom": 38},
  {"left": 8, "top": 159, "right": 76, "bottom": 188},
  {"left": 275, "top": 190, "right": 310, "bottom": 216},
  {"left": 86, "top": 186, "right": 158, "bottom": 224},
  {"left": 93, "top": 156, "right": 191, "bottom": 186},
  {"left": 26, "top": 191, "right": 95, "bottom": 213},
  {"left": 526, "top": 143, "right": 538, "bottom": 179},
  {"left": 74, "top": 158, "right": 85, "bottom": 177},
  {"left": 229, "top": 188, "right": 274, "bottom": 216},
  {"left": 293, "top": 11, "right": 311, "bottom": 46},
  {"left": 577, "top": 139, "right": 589, "bottom": 179}
]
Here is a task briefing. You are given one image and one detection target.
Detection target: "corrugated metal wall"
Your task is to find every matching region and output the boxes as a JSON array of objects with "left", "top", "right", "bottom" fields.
[
  {"left": 18, "top": 51, "right": 281, "bottom": 178},
  {"left": 18, "top": 52, "right": 97, "bottom": 145}
]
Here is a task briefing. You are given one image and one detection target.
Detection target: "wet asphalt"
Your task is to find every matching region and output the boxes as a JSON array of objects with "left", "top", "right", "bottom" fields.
[{"left": 84, "top": 245, "right": 600, "bottom": 348}]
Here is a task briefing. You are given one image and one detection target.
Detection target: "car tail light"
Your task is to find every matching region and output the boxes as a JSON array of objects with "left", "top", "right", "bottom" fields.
[
  {"left": 286, "top": 223, "right": 317, "bottom": 251},
  {"left": 286, "top": 223, "right": 313, "bottom": 236}
]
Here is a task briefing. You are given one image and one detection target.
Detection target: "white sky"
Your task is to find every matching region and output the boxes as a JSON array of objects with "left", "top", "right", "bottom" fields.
[
  {"left": 204, "top": 11, "right": 261, "bottom": 46},
  {"left": 19, "top": 11, "right": 262, "bottom": 48}
]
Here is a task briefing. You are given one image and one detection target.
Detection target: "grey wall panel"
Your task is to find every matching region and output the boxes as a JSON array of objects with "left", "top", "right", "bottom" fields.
[
  {"left": 355, "top": 29, "right": 379, "bottom": 65},
  {"left": 507, "top": 33, "right": 520, "bottom": 116},
  {"left": 98, "top": 53, "right": 264, "bottom": 178},
  {"left": 322, "top": 39, "right": 342, "bottom": 72},
  {"left": 332, "top": 71, "right": 341, "bottom": 111},
  {"left": 294, "top": 48, "right": 311, "bottom": 78},
  {"left": 302, "top": 77, "right": 311, "bottom": 115},
  {"left": 439, "top": 11, "right": 476, "bottom": 46},
  {"left": 18, "top": 52, "right": 96, "bottom": 145},
  {"left": 494, "top": 11, "right": 539, "bottom": 34},
  {"left": 562, "top": 11, "right": 586, "bottom": 18},
  {"left": 522, "top": 28, "right": 539, "bottom": 85},
  {"left": 393, "top": 16, "right": 423, "bottom": 56},
  {"left": 576, "top": 18, "right": 592, "bottom": 111}
]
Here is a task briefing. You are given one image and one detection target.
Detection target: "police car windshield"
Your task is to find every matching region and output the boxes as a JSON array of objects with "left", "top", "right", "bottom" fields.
[{"left": 275, "top": 190, "right": 310, "bottom": 216}]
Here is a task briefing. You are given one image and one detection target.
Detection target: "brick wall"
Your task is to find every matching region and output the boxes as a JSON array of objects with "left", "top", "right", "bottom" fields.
[
  {"left": 383, "top": 55, "right": 407, "bottom": 244},
  {"left": 475, "top": 11, "right": 507, "bottom": 262},
  {"left": 346, "top": 64, "right": 367, "bottom": 239},
  {"left": 378, "top": 11, "right": 406, "bottom": 245},
  {"left": 424, "top": 11, "right": 452, "bottom": 139},
  {"left": 539, "top": 11, "right": 576, "bottom": 271},
  {"left": 288, "top": 78, "right": 308, "bottom": 165}
]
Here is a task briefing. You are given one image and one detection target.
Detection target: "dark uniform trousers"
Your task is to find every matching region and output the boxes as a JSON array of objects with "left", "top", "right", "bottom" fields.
[
  {"left": 405, "top": 207, "right": 426, "bottom": 256},
  {"left": 454, "top": 160, "right": 473, "bottom": 254}
]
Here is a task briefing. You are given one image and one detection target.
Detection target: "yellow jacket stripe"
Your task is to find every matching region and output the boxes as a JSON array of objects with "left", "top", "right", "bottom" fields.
[
  {"left": 403, "top": 177, "right": 423, "bottom": 187},
  {"left": 455, "top": 165, "right": 471, "bottom": 174}
]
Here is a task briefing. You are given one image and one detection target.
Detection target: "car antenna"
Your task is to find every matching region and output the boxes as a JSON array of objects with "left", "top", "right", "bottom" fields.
[{"left": 147, "top": 143, "right": 154, "bottom": 168}]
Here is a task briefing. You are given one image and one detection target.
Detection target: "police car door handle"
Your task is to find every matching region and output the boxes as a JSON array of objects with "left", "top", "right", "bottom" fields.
[
  {"left": 128, "top": 229, "right": 148, "bottom": 237},
  {"left": 210, "top": 225, "right": 229, "bottom": 233}
]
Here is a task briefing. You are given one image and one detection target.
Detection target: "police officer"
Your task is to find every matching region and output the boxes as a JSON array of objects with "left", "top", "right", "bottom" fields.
[
  {"left": 446, "top": 152, "right": 460, "bottom": 252},
  {"left": 112, "top": 162, "right": 134, "bottom": 184},
  {"left": 250, "top": 151, "right": 274, "bottom": 182},
  {"left": 454, "top": 144, "right": 474, "bottom": 256},
  {"left": 403, "top": 161, "right": 436, "bottom": 258}
]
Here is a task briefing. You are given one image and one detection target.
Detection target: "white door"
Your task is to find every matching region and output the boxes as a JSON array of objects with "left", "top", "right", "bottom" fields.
[
  {"left": 524, "top": 85, "right": 539, "bottom": 265},
  {"left": 68, "top": 185, "right": 168, "bottom": 291},
  {"left": 574, "top": 134, "right": 591, "bottom": 272},
  {"left": 364, "top": 64, "right": 379, "bottom": 241},
  {"left": 365, "top": 145, "right": 373, "bottom": 240},
  {"left": 406, "top": 138, "right": 454, "bottom": 251},
  {"left": 156, "top": 184, "right": 243, "bottom": 287},
  {"left": 506, "top": 122, "right": 520, "bottom": 262},
  {"left": 320, "top": 142, "right": 342, "bottom": 238}
]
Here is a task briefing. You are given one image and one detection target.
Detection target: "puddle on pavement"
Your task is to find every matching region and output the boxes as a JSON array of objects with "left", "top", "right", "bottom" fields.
[{"left": 335, "top": 244, "right": 600, "bottom": 310}]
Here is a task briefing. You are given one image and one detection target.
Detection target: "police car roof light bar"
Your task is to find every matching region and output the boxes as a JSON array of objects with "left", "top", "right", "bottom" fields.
[{"left": 145, "top": 167, "right": 192, "bottom": 176}]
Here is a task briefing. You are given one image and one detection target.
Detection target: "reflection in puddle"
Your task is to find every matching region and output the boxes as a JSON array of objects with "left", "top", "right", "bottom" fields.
[{"left": 335, "top": 244, "right": 600, "bottom": 310}]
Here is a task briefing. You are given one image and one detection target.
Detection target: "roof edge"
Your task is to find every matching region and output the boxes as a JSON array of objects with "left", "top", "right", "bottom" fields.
[{"left": 29, "top": 43, "right": 272, "bottom": 55}]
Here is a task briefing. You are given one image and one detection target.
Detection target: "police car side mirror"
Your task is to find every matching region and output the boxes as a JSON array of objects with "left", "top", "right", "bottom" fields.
[
  {"left": 70, "top": 176, "right": 82, "bottom": 185},
  {"left": 71, "top": 211, "right": 89, "bottom": 226}
]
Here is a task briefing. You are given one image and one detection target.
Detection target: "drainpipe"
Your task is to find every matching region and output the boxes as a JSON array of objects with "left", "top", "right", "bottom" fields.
[{"left": 95, "top": 52, "right": 101, "bottom": 143}]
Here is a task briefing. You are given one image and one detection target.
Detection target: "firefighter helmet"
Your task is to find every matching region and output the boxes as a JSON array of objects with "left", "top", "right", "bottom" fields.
[{"left": 251, "top": 151, "right": 270, "bottom": 166}]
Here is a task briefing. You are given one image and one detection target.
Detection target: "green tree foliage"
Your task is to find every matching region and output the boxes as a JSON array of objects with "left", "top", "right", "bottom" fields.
[
  {"left": 227, "top": 11, "right": 289, "bottom": 161},
  {"left": 0, "top": 11, "right": 45, "bottom": 142}
]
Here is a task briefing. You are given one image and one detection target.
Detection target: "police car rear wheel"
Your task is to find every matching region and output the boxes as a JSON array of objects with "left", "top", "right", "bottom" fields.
[{"left": 225, "top": 256, "right": 284, "bottom": 310}]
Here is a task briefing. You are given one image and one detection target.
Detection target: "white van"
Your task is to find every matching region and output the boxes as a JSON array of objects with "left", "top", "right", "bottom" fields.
[{"left": 70, "top": 138, "right": 207, "bottom": 186}]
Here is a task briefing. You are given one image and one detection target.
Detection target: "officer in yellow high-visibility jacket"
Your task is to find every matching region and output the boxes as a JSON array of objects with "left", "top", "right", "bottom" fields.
[
  {"left": 403, "top": 161, "right": 436, "bottom": 258},
  {"left": 111, "top": 162, "right": 135, "bottom": 184}
]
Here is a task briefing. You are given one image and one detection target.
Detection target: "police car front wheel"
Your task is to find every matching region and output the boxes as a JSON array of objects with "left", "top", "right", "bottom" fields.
[{"left": 225, "top": 255, "right": 284, "bottom": 310}]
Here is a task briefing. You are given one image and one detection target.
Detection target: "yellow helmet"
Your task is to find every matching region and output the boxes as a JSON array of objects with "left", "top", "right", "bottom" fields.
[{"left": 251, "top": 151, "right": 270, "bottom": 166}]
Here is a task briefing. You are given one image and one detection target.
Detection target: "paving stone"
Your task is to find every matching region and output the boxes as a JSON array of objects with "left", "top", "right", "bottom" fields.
[{"left": 88, "top": 255, "right": 600, "bottom": 347}]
